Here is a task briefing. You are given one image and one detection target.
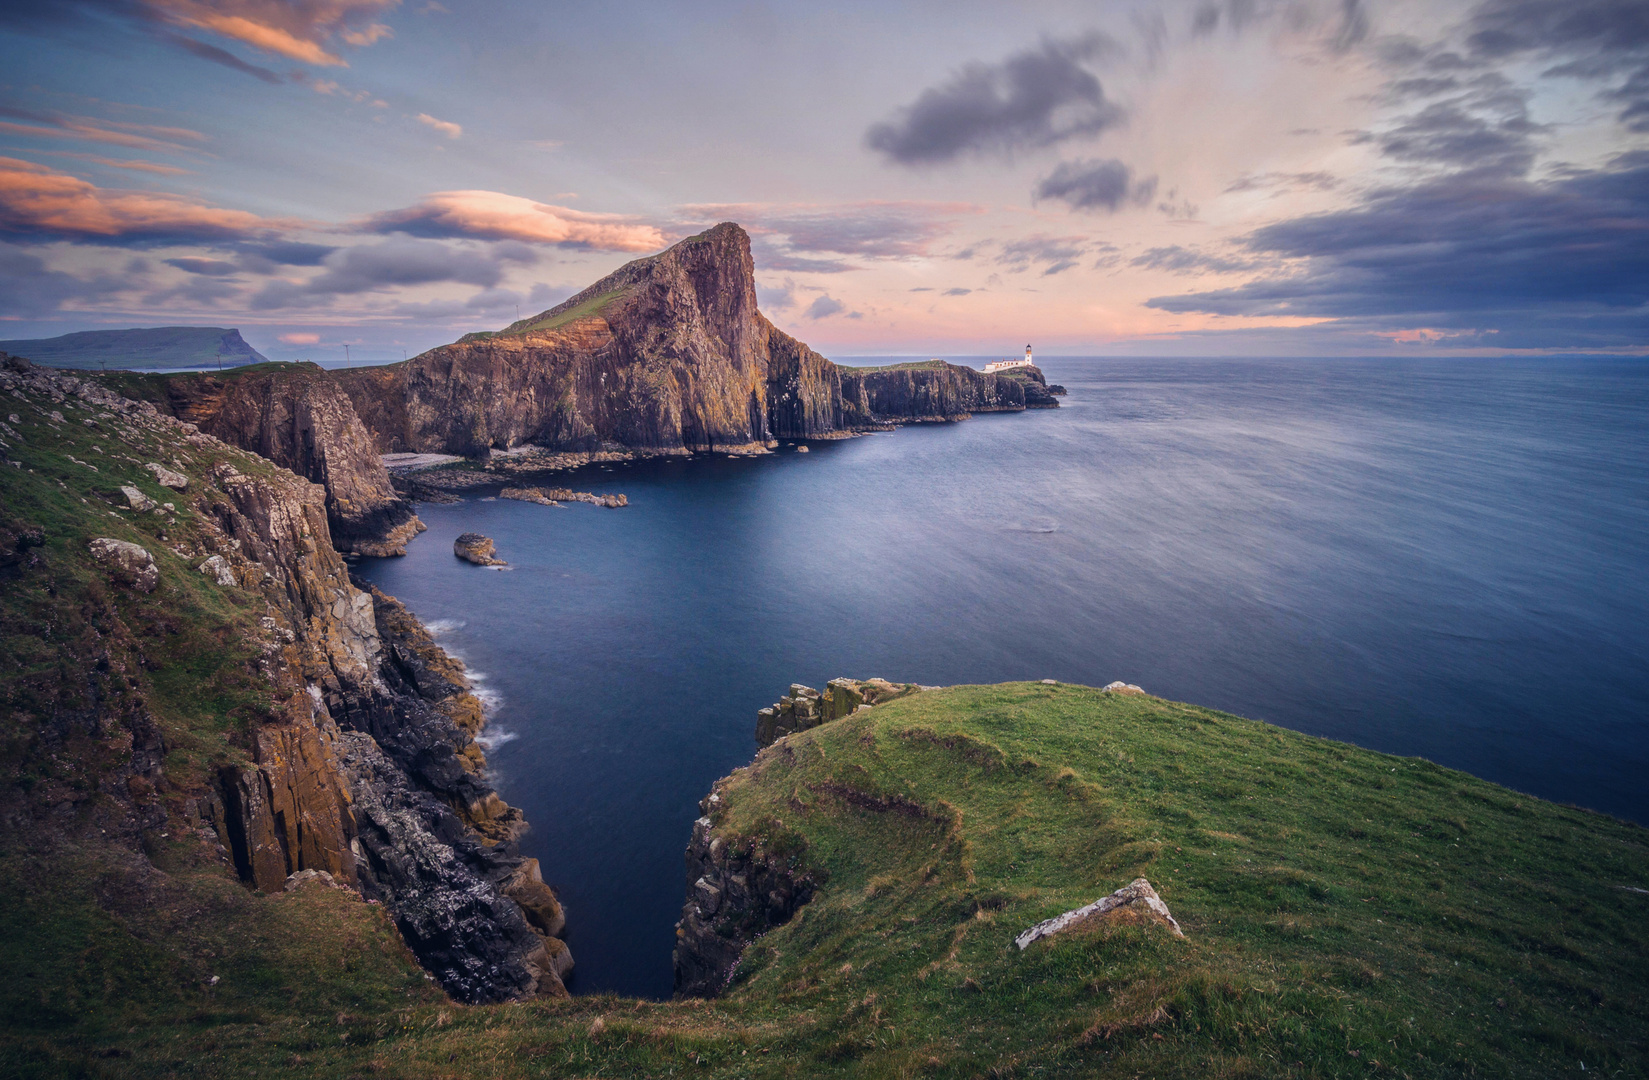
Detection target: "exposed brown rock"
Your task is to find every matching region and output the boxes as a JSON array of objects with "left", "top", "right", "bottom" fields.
[
  {"left": 500, "top": 486, "right": 627, "bottom": 508},
  {"left": 756, "top": 678, "right": 920, "bottom": 747},
  {"left": 454, "top": 532, "right": 505, "bottom": 565}
]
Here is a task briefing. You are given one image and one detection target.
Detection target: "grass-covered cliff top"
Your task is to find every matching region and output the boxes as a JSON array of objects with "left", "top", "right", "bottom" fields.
[
  {"left": 834, "top": 358, "right": 954, "bottom": 373},
  {"left": 6, "top": 660, "right": 1643, "bottom": 1075}
]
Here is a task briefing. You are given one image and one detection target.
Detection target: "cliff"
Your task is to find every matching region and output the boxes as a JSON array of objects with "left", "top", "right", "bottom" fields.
[
  {"left": 95, "top": 226, "right": 1052, "bottom": 557},
  {"left": 0, "top": 355, "right": 567, "bottom": 1004},
  {"left": 100, "top": 363, "right": 424, "bottom": 557}
]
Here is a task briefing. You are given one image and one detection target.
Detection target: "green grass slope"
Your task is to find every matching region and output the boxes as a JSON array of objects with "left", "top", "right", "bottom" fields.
[
  {"left": 4, "top": 654, "right": 1642, "bottom": 1076},
  {"left": 0, "top": 328, "right": 268, "bottom": 370}
]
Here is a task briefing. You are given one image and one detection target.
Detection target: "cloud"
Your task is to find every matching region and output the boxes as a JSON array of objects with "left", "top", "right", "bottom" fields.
[
  {"left": 942, "top": 287, "right": 972, "bottom": 296},
  {"left": 1130, "top": 245, "right": 1262, "bottom": 275},
  {"left": 278, "top": 331, "right": 320, "bottom": 344},
  {"left": 1223, "top": 171, "right": 1339, "bottom": 194},
  {"left": 865, "top": 34, "right": 1124, "bottom": 165},
  {"left": 29, "top": 151, "right": 193, "bottom": 177},
  {"left": 1465, "top": 0, "right": 1649, "bottom": 129},
  {"left": 157, "top": 29, "right": 284, "bottom": 81},
  {"left": 364, "top": 190, "right": 664, "bottom": 250},
  {"left": 995, "top": 234, "right": 1091, "bottom": 274},
  {"left": 142, "top": 0, "right": 400, "bottom": 66},
  {"left": 1034, "top": 158, "right": 1158, "bottom": 212},
  {"left": 1147, "top": 150, "right": 1649, "bottom": 348},
  {"left": 0, "top": 106, "right": 208, "bottom": 155},
  {"left": 1352, "top": 74, "right": 1545, "bottom": 177},
  {"left": 684, "top": 201, "right": 980, "bottom": 264},
  {"left": 232, "top": 240, "right": 337, "bottom": 270},
  {"left": 165, "top": 256, "right": 238, "bottom": 275},
  {"left": 805, "top": 295, "right": 845, "bottom": 319},
  {"left": 756, "top": 279, "right": 798, "bottom": 311},
  {"left": 415, "top": 112, "right": 462, "bottom": 139},
  {"left": 0, "top": 156, "right": 283, "bottom": 243},
  {"left": 0, "top": 242, "right": 126, "bottom": 317},
  {"left": 249, "top": 237, "right": 530, "bottom": 309}
]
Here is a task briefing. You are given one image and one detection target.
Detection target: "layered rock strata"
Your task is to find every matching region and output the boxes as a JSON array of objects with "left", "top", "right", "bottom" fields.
[
  {"left": 113, "top": 363, "right": 423, "bottom": 556},
  {"left": 673, "top": 794, "right": 818, "bottom": 997},
  {"left": 454, "top": 532, "right": 506, "bottom": 565},
  {"left": 755, "top": 678, "right": 919, "bottom": 747}
]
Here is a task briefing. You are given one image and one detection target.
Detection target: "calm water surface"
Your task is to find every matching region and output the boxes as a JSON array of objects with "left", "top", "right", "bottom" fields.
[{"left": 355, "top": 356, "right": 1649, "bottom": 999}]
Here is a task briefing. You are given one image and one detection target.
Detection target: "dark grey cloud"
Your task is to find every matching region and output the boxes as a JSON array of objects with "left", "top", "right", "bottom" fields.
[
  {"left": 230, "top": 240, "right": 338, "bottom": 271},
  {"left": 1352, "top": 75, "right": 1544, "bottom": 177},
  {"left": 165, "top": 256, "right": 237, "bottom": 276},
  {"left": 943, "top": 287, "right": 972, "bottom": 296},
  {"left": 0, "top": 243, "right": 124, "bottom": 317},
  {"left": 1130, "top": 245, "right": 1262, "bottom": 275},
  {"left": 1466, "top": 0, "right": 1649, "bottom": 132},
  {"left": 805, "top": 295, "right": 845, "bottom": 319},
  {"left": 157, "top": 30, "right": 285, "bottom": 84},
  {"left": 1034, "top": 158, "right": 1158, "bottom": 212},
  {"left": 996, "top": 234, "right": 1092, "bottom": 277},
  {"left": 1148, "top": 151, "right": 1649, "bottom": 347},
  {"left": 865, "top": 34, "right": 1123, "bottom": 165},
  {"left": 250, "top": 238, "right": 528, "bottom": 310}
]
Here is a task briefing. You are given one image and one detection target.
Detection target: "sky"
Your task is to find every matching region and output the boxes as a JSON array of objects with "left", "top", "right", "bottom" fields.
[{"left": 0, "top": 0, "right": 1645, "bottom": 362}]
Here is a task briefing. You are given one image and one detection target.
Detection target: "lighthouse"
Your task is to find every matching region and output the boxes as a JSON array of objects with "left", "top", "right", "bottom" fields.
[{"left": 1025, "top": 344, "right": 1033, "bottom": 366}]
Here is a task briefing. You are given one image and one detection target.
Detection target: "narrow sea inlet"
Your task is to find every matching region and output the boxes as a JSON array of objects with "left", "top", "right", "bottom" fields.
[{"left": 355, "top": 355, "right": 1649, "bottom": 1000}]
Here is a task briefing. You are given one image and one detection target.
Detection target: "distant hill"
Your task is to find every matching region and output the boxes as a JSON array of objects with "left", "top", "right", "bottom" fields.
[{"left": 0, "top": 326, "right": 268, "bottom": 370}]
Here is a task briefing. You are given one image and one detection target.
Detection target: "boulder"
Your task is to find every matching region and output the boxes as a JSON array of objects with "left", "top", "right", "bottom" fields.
[
  {"left": 197, "top": 554, "right": 236, "bottom": 586},
  {"left": 88, "top": 537, "right": 158, "bottom": 592},
  {"left": 118, "top": 485, "right": 157, "bottom": 512},
  {"left": 1014, "top": 878, "right": 1184, "bottom": 950},
  {"left": 1104, "top": 681, "right": 1146, "bottom": 695},
  {"left": 454, "top": 532, "right": 505, "bottom": 566},
  {"left": 144, "top": 461, "right": 189, "bottom": 490}
]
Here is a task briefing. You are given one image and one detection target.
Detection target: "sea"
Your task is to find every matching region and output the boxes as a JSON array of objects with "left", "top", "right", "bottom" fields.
[{"left": 353, "top": 355, "right": 1649, "bottom": 1000}]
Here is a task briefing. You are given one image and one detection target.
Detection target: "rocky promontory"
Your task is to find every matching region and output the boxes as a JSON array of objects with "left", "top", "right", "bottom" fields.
[
  {"left": 0, "top": 357, "right": 568, "bottom": 1003},
  {"left": 96, "top": 224, "right": 1056, "bottom": 557},
  {"left": 454, "top": 532, "right": 506, "bottom": 565}
]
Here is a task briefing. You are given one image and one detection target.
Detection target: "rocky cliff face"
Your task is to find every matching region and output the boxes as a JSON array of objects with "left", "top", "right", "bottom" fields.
[
  {"left": 673, "top": 793, "right": 818, "bottom": 997},
  {"left": 0, "top": 357, "right": 566, "bottom": 1004},
  {"left": 114, "top": 364, "right": 423, "bottom": 557},
  {"left": 841, "top": 361, "right": 1026, "bottom": 421}
]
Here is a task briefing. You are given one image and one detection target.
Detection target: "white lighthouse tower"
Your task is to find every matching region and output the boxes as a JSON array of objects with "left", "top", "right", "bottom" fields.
[{"left": 1025, "top": 343, "right": 1033, "bottom": 366}]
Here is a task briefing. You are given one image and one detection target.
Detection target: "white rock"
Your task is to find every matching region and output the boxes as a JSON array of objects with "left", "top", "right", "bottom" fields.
[
  {"left": 89, "top": 537, "right": 158, "bottom": 593},
  {"left": 119, "top": 485, "right": 156, "bottom": 512},
  {"left": 197, "top": 554, "right": 236, "bottom": 586},
  {"left": 1103, "top": 681, "right": 1145, "bottom": 695},
  {"left": 1015, "top": 878, "right": 1183, "bottom": 950},
  {"left": 144, "top": 462, "right": 189, "bottom": 490}
]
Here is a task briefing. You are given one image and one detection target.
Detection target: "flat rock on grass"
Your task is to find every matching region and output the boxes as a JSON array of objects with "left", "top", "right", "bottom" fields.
[{"left": 1015, "top": 878, "right": 1184, "bottom": 949}]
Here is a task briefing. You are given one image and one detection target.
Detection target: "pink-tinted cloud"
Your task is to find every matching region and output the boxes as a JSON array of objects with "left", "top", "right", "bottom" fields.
[
  {"left": 415, "top": 113, "right": 462, "bottom": 139},
  {"left": 141, "top": 0, "right": 400, "bottom": 66},
  {"left": 31, "top": 151, "right": 194, "bottom": 177},
  {"left": 279, "top": 331, "right": 321, "bottom": 344},
  {"left": 363, "top": 190, "right": 664, "bottom": 251},
  {"left": 0, "top": 157, "right": 284, "bottom": 243},
  {"left": 0, "top": 109, "right": 208, "bottom": 155}
]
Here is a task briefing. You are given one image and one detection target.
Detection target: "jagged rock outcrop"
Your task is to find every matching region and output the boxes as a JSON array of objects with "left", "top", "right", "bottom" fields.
[
  {"left": 88, "top": 537, "right": 158, "bottom": 592},
  {"left": 999, "top": 366, "right": 1064, "bottom": 407},
  {"left": 500, "top": 486, "right": 627, "bottom": 508},
  {"left": 755, "top": 678, "right": 920, "bottom": 747},
  {"left": 673, "top": 796, "right": 818, "bottom": 997},
  {"left": 114, "top": 363, "right": 423, "bottom": 556}
]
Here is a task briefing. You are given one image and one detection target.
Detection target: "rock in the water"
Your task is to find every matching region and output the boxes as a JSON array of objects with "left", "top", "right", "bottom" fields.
[
  {"left": 501, "top": 486, "right": 627, "bottom": 508},
  {"left": 144, "top": 461, "right": 189, "bottom": 490},
  {"left": 88, "top": 537, "right": 158, "bottom": 592},
  {"left": 795, "top": 445, "right": 810, "bottom": 453},
  {"left": 118, "top": 484, "right": 157, "bottom": 511},
  {"left": 1015, "top": 878, "right": 1184, "bottom": 949},
  {"left": 454, "top": 532, "right": 505, "bottom": 565}
]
